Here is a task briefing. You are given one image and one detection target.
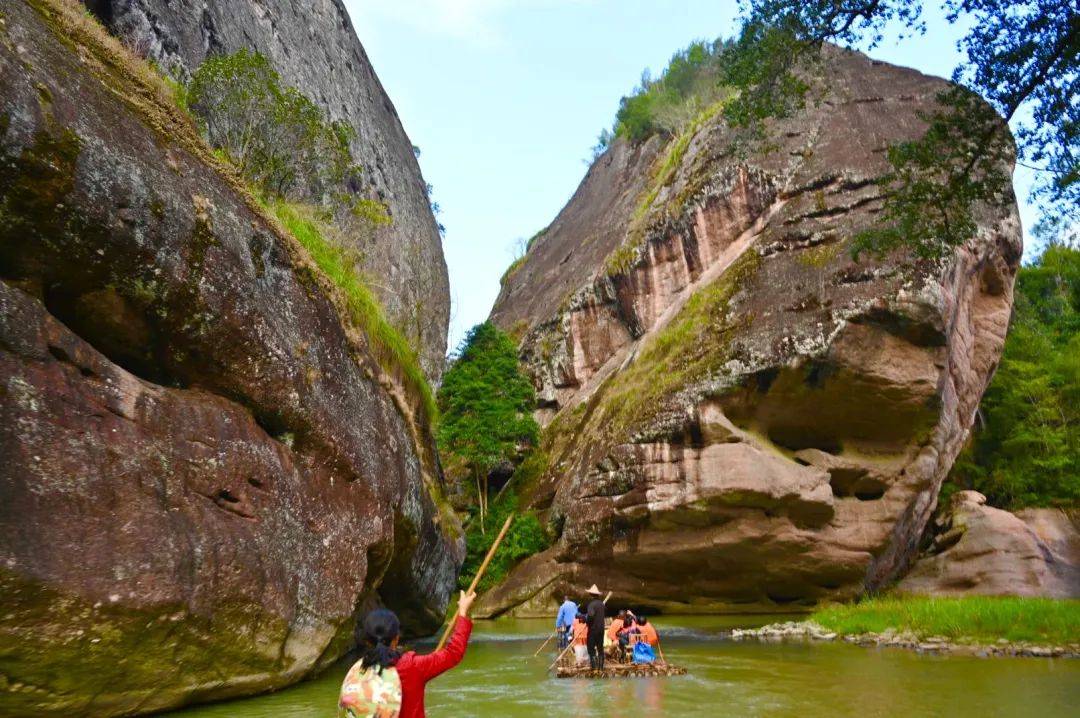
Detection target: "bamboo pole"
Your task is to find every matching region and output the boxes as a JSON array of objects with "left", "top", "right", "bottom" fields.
[
  {"left": 547, "top": 591, "right": 612, "bottom": 671},
  {"left": 433, "top": 513, "right": 515, "bottom": 652},
  {"left": 533, "top": 632, "right": 555, "bottom": 658}
]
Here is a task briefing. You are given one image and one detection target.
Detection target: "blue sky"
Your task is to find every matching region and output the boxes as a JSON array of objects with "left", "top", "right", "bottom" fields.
[{"left": 342, "top": 0, "right": 1039, "bottom": 352}]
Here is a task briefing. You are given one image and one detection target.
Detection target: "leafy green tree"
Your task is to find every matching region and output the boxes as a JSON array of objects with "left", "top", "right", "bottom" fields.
[
  {"left": 458, "top": 489, "right": 550, "bottom": 592},
  {"left": 437, "top": 323, "right": 539, "bottom": 529},
  {"left": 723, "top": 0, "right": 1078, "bottom": 260},
  {"left": 948, "top": 243, "right": 1080, "bottom": 508},
  {"left": 608, "top": 39, "right": 733, "bottom": 144},
  {"left": 186, "top": 49, "right": 358, "bottom": 200}
]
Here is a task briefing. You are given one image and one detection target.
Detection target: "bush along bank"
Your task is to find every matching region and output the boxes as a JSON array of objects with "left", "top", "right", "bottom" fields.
[{"left": 730, "top": 597, "right": 1080, "bottom": 658}]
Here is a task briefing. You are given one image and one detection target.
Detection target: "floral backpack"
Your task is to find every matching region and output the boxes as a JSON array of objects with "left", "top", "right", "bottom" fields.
[{"left": 338, "top": 658, "right": 402, "bottom": 718}]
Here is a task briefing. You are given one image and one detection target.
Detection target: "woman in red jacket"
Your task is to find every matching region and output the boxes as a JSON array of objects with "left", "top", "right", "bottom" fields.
[{"left": 340, "top": 590, "right": 477, "bottom": 718}]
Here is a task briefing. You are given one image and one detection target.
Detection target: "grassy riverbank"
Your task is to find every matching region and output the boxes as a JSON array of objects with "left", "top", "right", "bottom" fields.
[{"left": 811, "top": 597, "right": 1080, "bottom": 645}]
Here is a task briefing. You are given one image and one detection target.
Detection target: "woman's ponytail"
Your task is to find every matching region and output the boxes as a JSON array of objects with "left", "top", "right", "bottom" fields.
[{"left": 358, "top": 608, "right": 402, "bottom": 674}]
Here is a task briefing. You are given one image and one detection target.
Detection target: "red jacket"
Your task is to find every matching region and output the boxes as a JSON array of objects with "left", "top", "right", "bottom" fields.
[{"left": 394, "top": 616, "right": 473, "bottom": 718}]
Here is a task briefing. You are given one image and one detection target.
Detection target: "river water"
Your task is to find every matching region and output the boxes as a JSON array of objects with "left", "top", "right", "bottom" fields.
[{"left": 168, "top": 616, "right": 1079, "bottom": 718}]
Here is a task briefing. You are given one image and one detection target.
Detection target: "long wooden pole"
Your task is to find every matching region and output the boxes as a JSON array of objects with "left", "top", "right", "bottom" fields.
[
  {"left": 655, "top": 634, "right": 668, "bottom": 666},
  {"left": 547, "top": 590, "right": 612, "bottom": 671},
  {"left": 533, "top": 632, "right": 555, "bottom": 657},
  {"left": 433, "top": 512, "right": 515, "bottom": 651}
]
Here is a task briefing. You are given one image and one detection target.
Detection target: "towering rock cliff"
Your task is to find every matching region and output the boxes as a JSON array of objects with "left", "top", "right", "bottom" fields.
[
  {"left": 81, "top": 0, "right": 451, "bottom": 380},
  {"left": 482, "top": 48, "right": 1022, "bottom": 615},
  {"left": 0, "top": 1, "right": 460, "bottom": 715}
]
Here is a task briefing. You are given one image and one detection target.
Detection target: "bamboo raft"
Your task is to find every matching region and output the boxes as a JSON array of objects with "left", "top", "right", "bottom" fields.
[
  {"left": 554, "top": 662, "right": 687, "bottom": 679},
  {"left": 550, "top": 647, "right": 687, "bottom": 679}
]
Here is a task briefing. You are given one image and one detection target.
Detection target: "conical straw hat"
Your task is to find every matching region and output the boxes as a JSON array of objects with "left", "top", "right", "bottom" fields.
[{"left": 586, "top": 584, "right": 603, "bottom": 596}]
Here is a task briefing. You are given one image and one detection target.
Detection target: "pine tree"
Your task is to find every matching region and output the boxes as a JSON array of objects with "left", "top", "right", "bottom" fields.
[{"left": 437, "top": 323, "right": 539, "bottom": 529}]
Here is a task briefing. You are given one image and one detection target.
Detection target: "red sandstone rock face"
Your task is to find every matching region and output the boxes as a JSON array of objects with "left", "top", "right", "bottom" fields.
[
  {"left": 80, "top": 0, "right": 451, "bottom": 381},
  {"left": 482, "top": 48, "right": 1022, "bottom": 617},
  {"left": 0, "top": 2, "right": 460, "bottom": 715},
  {"left": 898, "top": 492, "right": 1080, "bottom": 598}
]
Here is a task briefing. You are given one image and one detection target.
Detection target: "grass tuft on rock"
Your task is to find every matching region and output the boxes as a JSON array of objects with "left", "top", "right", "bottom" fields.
[
  {"left": 605, "top": 98, "right": 729, "bottom": 277},
  {"left": 572, "top": 247, "right": 760, "bottom": 454},
  {"left": 267, "top": 199, "right": 436, "bottom": 421},
  {"left": 812, "top": 596, "right": 1080, "bottom": 646}
]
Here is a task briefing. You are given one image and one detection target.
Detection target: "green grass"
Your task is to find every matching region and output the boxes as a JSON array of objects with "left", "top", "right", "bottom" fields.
[
  {"left": 605, "top": 98, "right": 728, "bottom": 276},
  {"left": 812, "top": 596, "right": 1080, "bottom": 645},
  {"left": 500, "top": 255, "right": 526, "bottom": 286},
  {"left": 266, "top": 199, "right": 437, "bottom": 422},
  {"left": 349, "top": 197, "right": 392, "bottom": 226}
]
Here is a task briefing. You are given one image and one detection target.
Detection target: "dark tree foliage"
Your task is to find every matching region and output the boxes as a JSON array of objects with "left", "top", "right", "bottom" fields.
[
  {"left": 186, "top": 49, "right": 359, "bottom": 200},
  {"left": 948, "top": 243, "right": 1080, "bottom": 508},
  {"left": 726, "top": 0, "right": 1078, "bottom": 260},
  {"left": 437, "top": 323, "right": 539, "bottom": 525},
  {"left": 851, "top": 87, "right": 1012, "bottom": 261}
]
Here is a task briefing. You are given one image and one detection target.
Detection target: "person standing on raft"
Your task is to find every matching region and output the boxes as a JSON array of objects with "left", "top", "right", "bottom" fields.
[
  {"left": 584, "top": 584, "right": 606, "bottom": 671},
  {"left": 339, "top": 590, "right": 477, "bottom": 718},
  {"left": 555, "top": 594, "right": 578, "bottom": 649}
]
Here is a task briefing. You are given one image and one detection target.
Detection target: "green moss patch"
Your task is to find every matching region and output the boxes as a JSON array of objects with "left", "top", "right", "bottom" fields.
[
  {"left": 266, "top": 199, "right": 435, "bottom": 422},
  {"left": 0, "top": 126, "right": 82, "bottom": 248},
  {"left": 0, "top": 569, "right": 303, "bottom": 716},
  {"left": 500, "top": 255, "right": 526, "bottom": 286},
  {"left": 551, "top": 248, "right": 761, "bottom": 465},
  {"left": 605, "top": 99, "right": 729, "bottom": 277}
]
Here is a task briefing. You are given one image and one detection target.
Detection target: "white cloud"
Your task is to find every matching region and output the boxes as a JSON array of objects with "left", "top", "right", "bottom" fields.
[{"left": 344, "top": 0, "right": 591, "bottom": 45}]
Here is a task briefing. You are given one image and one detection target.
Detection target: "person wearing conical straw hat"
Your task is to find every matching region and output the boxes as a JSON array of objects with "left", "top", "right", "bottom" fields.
[{"left": 584, "top": 584, "right": 606, "bottom": 671}]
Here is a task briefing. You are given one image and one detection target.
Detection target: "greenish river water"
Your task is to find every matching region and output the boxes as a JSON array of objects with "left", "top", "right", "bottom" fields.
[{"left": 168, "top": 616, "right": 1079, "bottom": 717}]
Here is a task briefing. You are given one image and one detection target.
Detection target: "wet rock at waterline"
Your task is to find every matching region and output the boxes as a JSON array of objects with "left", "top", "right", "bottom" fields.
[
  {"left": 898, "top": 491, "right": 1080, "bottom": 598},
  {"left": 482, "top": 47, "right": 1022, "bottom": 616},
  {"left": 730, "top": 621, "right": 1080, "bottom": 658},
  {"left": 80, "top": 0, "right": 451, "bottom": 381},
  {"left": 0, "top": 2, "right": 461, "bottom": 715}
]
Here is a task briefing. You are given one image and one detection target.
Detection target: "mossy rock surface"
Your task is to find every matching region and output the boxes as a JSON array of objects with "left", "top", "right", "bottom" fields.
[
  {"left": 485, "top": 47, "right": 1022, "bottom": 617},
  {"left": 0, "top": 3, "right": 462, "bottom": 715}
]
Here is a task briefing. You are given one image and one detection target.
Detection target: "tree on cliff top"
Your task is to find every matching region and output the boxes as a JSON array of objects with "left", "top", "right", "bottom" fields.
[
  {"left": 186, "top": 49, "right": 360, "bottom": 201},
  {"left": 437, "top": 322, "right": 539, "bottom": 529},
  {"left": 724, "top": 0, "right": 1077, "bottom": 261},
  {"left": 611, "top": 39, "right": 734, "bottom": 143}
]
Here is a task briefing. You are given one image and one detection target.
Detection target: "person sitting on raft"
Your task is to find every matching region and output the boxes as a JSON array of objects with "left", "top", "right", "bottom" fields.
[
  {"left": 339, "top": 589, "right": 477, "bottom": 718},
  {"left": 606, "top": 610, "right": 627, "bottom": 644},
  {"left": 605, "top": 611, "right": 628, "bottom": 660},
  {"left": 555, "top": 594, "right": 578, "bottom": 649},
  {"left": 617, "top": 615, "right": 641, "bottom": 657},
  {"left": 637, "top": 616, "right": 659, "bottom": 648}
]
